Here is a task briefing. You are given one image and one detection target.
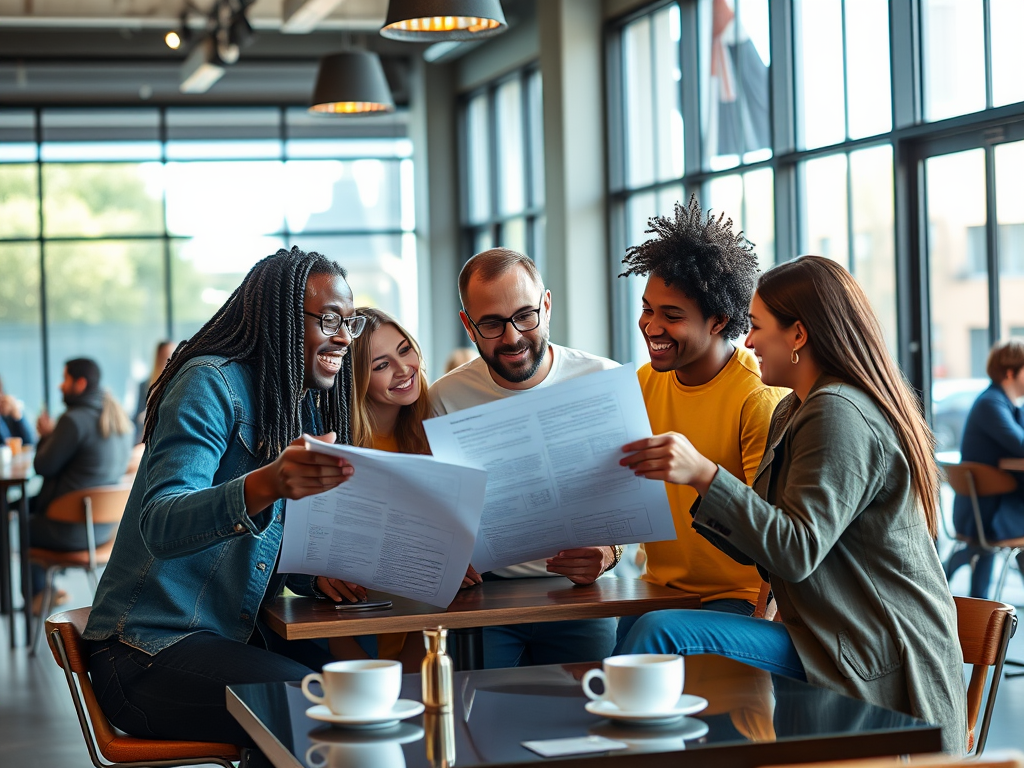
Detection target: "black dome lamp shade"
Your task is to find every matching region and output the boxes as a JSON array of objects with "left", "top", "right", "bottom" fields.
[
  {"left": 309, "top": 51, "right": 395, "bottom": 114},
  {"left": 380, "top": 0, "right": 507, "bottom": 41}
]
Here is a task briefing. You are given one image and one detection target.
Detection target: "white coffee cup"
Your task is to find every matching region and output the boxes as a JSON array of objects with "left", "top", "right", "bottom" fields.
[
  {"left": 301, "top": 659, "right": 402, "bottom": 717},
  {"left": 582, "top": 654, "right": 683, "bottom": 713}
]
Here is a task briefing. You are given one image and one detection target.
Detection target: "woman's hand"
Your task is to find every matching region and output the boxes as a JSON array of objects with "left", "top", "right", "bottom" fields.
[
  {"left": 243, "top": 432, "right": 353, "bottom": 516},
  {"left": 620, "top": 433, "right": 719, "bottom": 496},
  {"left": 461, "top": 564, "right": 482, "bottom": 589},
  {"left": 316, "top": 577, "right": 367, "bottom": 603}
]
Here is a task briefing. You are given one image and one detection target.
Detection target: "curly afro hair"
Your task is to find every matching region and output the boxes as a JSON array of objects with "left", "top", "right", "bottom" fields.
[{"left": 620, "top": 195, "right": 759, "bottom": 341}]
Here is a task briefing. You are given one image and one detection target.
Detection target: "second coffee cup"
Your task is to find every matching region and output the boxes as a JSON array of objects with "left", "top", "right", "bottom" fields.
[
  {"left": 582, "top": 654, "right": 683, "bottom": 713},
  {"left": 302, "top": 659, "right": 402, "bottom": 717}
]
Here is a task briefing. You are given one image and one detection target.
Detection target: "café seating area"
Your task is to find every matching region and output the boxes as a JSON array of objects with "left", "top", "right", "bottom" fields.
[{"left": 3, "top": 1, "right": 1024, "bottom": 766}]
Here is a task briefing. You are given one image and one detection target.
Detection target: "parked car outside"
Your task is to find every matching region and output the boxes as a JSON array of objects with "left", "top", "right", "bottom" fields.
[{"left": 931, "top": 378, "right": 989, "bottom": 452}]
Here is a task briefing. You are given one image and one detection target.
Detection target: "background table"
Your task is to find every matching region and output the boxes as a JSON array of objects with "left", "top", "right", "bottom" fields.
[
  {"left": 227, "top": 654, "right": 942, "bottom": 768},
  {"left": 0, "top": 449, "right": 35, "bottom": 647},
  {"left": 263, "top": 577, "right": 700, "bottom": 668},
  {"left": 998, "top": 458, "right": 1024, "bottom": 472}
]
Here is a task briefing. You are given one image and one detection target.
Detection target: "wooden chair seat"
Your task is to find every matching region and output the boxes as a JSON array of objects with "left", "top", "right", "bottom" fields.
[
  {"left": 45, "top": 607, "right": 239, "bottom": 768},
  {"left": 30, "top": 539, "right": 116, "bottom": 569},
  {"left": 956, "top": 533, "right": 1024, "bottom": 548}
]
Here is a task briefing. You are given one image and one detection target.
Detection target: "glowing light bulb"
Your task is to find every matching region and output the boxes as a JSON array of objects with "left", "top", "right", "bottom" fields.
[{"left": 165, "top": 31, "right": 181, "bottom": 50}]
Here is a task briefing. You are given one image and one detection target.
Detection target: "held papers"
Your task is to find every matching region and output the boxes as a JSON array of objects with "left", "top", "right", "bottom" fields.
[
  {"left": 423, "top": 365, "right": 675, "bottom": 573},
  {"left": 279, "top": 439, "right": 487, "bottom": 609}
]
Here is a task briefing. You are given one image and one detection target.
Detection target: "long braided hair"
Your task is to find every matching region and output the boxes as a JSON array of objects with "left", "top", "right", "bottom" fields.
[{"left": 143, "top": 247, "right": 353, "bottom": 460}]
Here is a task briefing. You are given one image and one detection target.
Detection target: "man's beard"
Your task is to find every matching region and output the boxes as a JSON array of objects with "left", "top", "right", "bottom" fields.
[{"left": 479, "top": 334, "right": 549, "bottom": 384}]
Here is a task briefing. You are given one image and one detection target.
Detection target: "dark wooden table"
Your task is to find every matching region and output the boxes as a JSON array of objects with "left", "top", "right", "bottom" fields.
[
  {"left": 264, "top": 577, "right": 700, "bottom": 668},
  {"left": 0, "top": 449, "right": 35, "bottom": 647},
  {"left": 263, "top": 577, "right": 700, "bottom": 670},
  {"left": 226, "top": 654, "right": 942, "bottom": 768}
]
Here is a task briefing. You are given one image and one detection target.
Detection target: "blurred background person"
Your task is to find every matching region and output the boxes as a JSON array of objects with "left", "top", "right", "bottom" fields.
[
  {"left": 134, "top": 340, "right": 177, "bottom": 443},
  {"left": 0, "top": 374, "right": 35, "bottom": 447},
  {"left": 443, "top": 346, "right": 477, "bottom": 375},
  {"left": 945, "top": 339, "right": 1024, "bottom": 598},
  {"left": 31, "top": 357, "right": 133, "bottom": 612}
]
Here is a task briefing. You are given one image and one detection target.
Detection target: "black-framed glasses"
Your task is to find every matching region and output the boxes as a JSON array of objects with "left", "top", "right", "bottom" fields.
[
  {"left": 464, "top": 291, "right": 545, "bottom": 339},
  {"left": 303, "top": 311, "right": 367, "bottom": 338}
]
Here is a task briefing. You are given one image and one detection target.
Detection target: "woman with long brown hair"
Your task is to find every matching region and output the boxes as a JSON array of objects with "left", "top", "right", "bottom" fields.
[{"left": 618, "top": 256, "right": 967, "bottom": 753}]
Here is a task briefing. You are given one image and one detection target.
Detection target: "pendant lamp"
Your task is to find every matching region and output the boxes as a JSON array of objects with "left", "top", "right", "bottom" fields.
[
  {"left": 380, "top": 0, "right": 507, "bottom": 41},
  {"left": 309, "top": 50, "right": 395, "bottom": 114}
]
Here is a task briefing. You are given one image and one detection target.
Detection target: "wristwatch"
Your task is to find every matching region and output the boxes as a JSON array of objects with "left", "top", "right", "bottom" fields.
[{"left": 607, "top": 544, "right": 624, "bottom": 571}]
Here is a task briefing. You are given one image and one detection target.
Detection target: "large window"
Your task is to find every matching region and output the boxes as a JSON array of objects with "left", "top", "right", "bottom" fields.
[
  {"left": 0, "top": 108, "right": 415, "bottom": 422},
  {"left": 608, "top": 0, "right": 1024, "bottom": 447},
  {"left": 459, "top": 68, "right": 545, "bottom": 273},
  {"left": 610, "top": 1, "right": 776, "bottom": 364}
]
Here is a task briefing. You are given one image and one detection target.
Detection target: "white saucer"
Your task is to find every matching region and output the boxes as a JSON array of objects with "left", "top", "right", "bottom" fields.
[
  {"left": 591, "top": 716, "right": 710, "bottom": 748},
  {"left": 585, "top": 694, "right": 709, "bottom": 726},
  {"left": 305, "top": 700, "right": 425, "bottom": 729}
]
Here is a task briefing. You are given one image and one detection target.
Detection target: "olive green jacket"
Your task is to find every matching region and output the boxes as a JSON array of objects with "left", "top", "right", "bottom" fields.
[{"left": 693, "top": 377, "right": 967, "bottom": 754}]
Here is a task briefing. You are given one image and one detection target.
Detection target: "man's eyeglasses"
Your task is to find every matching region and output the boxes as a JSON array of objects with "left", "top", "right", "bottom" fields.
[
  {"left": 464, "top": 291, "right": 545, "bottom": 339},
  {"left": 304, "top": 311, "right": 367, "bottom": 338}
]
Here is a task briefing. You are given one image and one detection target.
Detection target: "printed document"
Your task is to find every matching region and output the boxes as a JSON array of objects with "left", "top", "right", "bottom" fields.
[
  {"left": 423, "top": 365, "right": 675, "bottom": 572},
  {"left": 280, "top": 439, "right": 487, "bottom": 609}
]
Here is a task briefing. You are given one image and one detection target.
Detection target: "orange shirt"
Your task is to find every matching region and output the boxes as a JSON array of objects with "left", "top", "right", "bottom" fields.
[{"left": 639, "top": 347, "right": 786, "bottom": 603}]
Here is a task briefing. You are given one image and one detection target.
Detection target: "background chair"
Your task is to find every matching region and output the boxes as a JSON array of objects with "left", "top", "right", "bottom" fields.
[
  {"left": 955, "top": 595, "right": 1018, "bottom": 754},
  {"left": 45, "top": 607, "right": 238, "bottom": 768},
  {"left": 939, "top": 461, "right": 1024, "bottom": 602},
  {"left": 28, "top": 483, "right": 132, "bottom": 655}
]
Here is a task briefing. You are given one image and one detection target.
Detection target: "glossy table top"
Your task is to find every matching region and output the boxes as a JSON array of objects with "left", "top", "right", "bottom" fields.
[
  {"left": 263, "top": 578, "right": 701, "bottom": 640},
  {"left": 227, "top": 654, "right": 941, "bottom": 768}
]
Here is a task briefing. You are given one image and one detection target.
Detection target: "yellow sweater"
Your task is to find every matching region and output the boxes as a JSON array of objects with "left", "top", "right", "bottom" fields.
[{"left": 639, "top": 347, "right": 786, "bottom": 604}]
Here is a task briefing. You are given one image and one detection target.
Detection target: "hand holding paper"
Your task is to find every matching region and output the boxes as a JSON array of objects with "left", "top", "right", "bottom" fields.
[{"left": 279, "top": 439, "right": 488, "bottom": 609}]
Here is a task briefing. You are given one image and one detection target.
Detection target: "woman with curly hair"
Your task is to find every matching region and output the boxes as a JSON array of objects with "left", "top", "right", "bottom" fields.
[
  {"left": 619, "top": 255, "right": 967, "bottom": 753},
  {"left": 613, "top": 196, "right": 786, "bottom": 645}
]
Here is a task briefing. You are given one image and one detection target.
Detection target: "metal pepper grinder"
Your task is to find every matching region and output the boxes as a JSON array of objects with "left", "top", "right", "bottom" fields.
[{"left": 421, "top": 627, "right": 453, "bottom": 713}]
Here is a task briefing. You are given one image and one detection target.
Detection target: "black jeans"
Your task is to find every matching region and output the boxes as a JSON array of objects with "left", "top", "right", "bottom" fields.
[
  {"left": 86, "top": 627, "right": 332, "bottom": 749},
  {"left": 28, "top": 492, "right": 116, "bottom": 593}
]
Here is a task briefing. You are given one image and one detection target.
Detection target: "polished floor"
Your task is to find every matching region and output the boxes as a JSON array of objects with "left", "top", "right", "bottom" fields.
[{"left": 2, "top": 544, "right": 1023, "bottom": 766}]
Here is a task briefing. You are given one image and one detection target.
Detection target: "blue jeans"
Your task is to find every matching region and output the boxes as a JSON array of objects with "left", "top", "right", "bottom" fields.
[
  {"left": 616, "top": 609, "right": 806, "bottom": 680},
  {"left": 615, "top": 597, "right": 754, "bottom": 651},
  {"left": 484, "top": 618, "right": 617, "bottom": 669}
]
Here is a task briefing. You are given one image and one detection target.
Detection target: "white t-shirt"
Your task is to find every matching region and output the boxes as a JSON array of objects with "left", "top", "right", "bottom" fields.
[{"left": 428, "top": 343, "right": 619, "bottom": 577}]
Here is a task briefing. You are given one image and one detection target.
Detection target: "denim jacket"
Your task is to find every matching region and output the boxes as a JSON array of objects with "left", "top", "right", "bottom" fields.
[{"left": 84, "top": 355, "right": 321, "bottom": 654}]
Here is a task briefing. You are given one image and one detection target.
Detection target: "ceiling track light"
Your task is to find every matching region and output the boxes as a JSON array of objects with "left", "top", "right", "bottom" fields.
[
  {"left": 380, "top": 0, "right": 507, "bottom": 42},
  {"left": 309, "top": 50, "right": 395, "bottom": 115}
]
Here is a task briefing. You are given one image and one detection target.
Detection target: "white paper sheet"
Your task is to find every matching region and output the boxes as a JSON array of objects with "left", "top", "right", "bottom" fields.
[
  {"left": 280, "top": 439, "right": 488, "bottom": 609},
  {"left": 423, "top": 365, "right": 676, "bottom": 573}
]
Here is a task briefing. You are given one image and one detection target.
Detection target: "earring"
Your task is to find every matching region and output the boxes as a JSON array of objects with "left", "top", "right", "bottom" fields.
[{"left": 791, "top": 348, "right": 800, "bottom": 365}]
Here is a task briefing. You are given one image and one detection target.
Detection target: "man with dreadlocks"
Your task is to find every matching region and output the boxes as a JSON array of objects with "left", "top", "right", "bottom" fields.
[
  {"left": 613, "top": 196, "right": 785, "bottom": 649},
  {"left": 83, "top": 247, "right": 365, "bottom": 765}
]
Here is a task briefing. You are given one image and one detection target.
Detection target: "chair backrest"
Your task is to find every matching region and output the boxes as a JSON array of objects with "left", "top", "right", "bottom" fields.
[
  {"left": 45, "top": 607, "right": 239, "bottom": 767},
  {"left": 46, "top": 484, "right": 133, "bottom": 525},
  {"left": 954, "top": 596, "right": 1017, "bottom": 753},
  {"left": 940, "top": 462, "right": 1017, "bottom": 498}
]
